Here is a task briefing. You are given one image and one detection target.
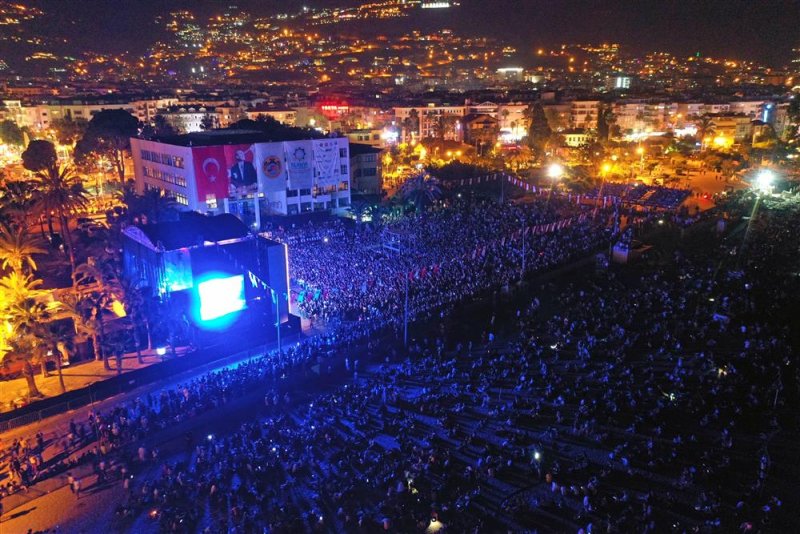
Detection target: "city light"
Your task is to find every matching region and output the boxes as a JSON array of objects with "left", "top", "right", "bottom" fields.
[
  {"left": 1, "top": 4, "right": 798, "bottom": 533},
  {"left": 755, "top": 169, "right": 775, "bottom": 194},
  {"left": 546, "top": 163, "right": 564, "bottom": 179}
]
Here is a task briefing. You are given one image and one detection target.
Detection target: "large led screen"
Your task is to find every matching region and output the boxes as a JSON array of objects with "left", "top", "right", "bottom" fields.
[{"left": 197, "top": 274, "right": 246, "bottom": 322}]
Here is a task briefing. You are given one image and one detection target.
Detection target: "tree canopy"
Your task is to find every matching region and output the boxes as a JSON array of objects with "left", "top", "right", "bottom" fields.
[
  {"left": 0, "top": 119, "right": 24, "bottom": 146},
  {"left": 75, "top": 109, "right": 139, "bottom": 182},
  {"left": 22, "top": 139, "right": 58, "bottom": 172},
  {"left": 524, "top": 103, "right": 551, "bottom": 158}
]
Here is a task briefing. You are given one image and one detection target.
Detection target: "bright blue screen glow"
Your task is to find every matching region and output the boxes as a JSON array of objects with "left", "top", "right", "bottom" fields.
[{"left": 197, "top": 275, "right": 246, "bottom": 321}]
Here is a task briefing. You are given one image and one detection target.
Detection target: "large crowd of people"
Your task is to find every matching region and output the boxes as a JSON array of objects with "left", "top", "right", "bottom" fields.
[
  {"left": 274, "top": 199, "right": 610, "bottom": 321},
  {"left": 1, "top": 191, "right": 797, "bottom": 533}
]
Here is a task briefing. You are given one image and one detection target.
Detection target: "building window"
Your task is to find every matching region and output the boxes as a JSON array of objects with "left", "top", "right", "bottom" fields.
[
  {"left": 175, "top": 193, "right": 189, "bottom": 206},
  {"left": 340, "top": 164, "right": 347, "bottom": 175},
  {"left": 339, "top": 181, "right": 349, "bottom": 191},
  {"left": 300, "top": 202, "right": 312, "bottom": 213},
  {"left": 287, "top": 204, "right": 299, "bottom": 215},
  {"left": 173, "top": 156, "right": 184, "bottom": 169},
  {"left": 286, "top": 189, "right": 298, "bottom": 198},
  {"left": 339, "top": 148, "right": 347, "bottom": 158},
  {"left": 299, "top": 188, "right": 311, "bottom": 196}
]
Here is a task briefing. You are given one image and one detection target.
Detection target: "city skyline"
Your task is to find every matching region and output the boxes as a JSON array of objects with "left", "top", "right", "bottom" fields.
[{"left": 12, "top": 0, "right": 800, "bottom": 66}]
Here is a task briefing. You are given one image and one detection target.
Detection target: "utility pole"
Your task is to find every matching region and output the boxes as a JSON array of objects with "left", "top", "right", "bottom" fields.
[
  {"left": 275, "top": 289, "right": 281, "bottom": 355},
  {"left": 382, "top": 229, "right": 413, "bottom": 347},
  {"left": 404, "top": 273, "right": 409, "bottom": 347},
  {"left": 521, "top": 217, "right": 526, "bottom": 279}
]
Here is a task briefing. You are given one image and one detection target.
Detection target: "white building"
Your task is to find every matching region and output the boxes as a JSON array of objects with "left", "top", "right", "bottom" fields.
[
  {"left": 393, "top": 104, "right": 466, "bottom": 141},
  {"left": 569, "top": 100, "right": 600, "bottom": 130},
  {"left": 245, "top": 107, "right": 297, "bottom": 126},
  {"left": 130, "top": 130, "right": 351, "bottom": 226},
  {"left": 159, "top": 106, "right": 221, "bottom": 134}
]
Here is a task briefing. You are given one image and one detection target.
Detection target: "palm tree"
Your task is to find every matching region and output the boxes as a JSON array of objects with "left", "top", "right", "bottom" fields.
[
  {"left": 0, "top": 178, "right": 38, "bottom": 230},
  {"left": 72, "top": 260, "right": 122, "bottom": 370},
  {"left": 347, "top": 201, "right": 375, "bottom": 226},
  {"left": 59, "top": 293, "right": 109, "bottom": 369},
  {"left": 0, "top": 271, "right": 51, "bottom": 399},
  {"left": 408, "top": 109, "right": 420, "bottom": 140},
  {"left": 117, "top": 276, "right": 148, "bottom": 364},
  {"left": 398, "top": 171, "right": 442, "bottom": 213},
  {"left": 115, "top": 182, "right": 179, "bottom": 225},
  {"left": 31, "top": 164, "right": 89, "bottom": 275},
  {"left": 30, "top": 325, "right": 64, "bottom": 389},
  {"left": 0, "top": 224, "right": 46, "bottom": 274},
  {"left": 696, "top": 115, "right": 715, "bottom": 147}
]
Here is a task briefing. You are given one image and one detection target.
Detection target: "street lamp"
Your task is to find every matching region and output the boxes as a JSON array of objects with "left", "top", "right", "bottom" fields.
[
  {"left": 755, "top": 169, "right": 775, "bottom": 195},
  {"left": 546, "top": 163, "right": 564, "bottom": 180},
  {"left": 635, "top": 146, "right": 645, "bottom": 177},
  {"left": 546, "top": 163, "right": 564, "bottom": 200},
  {"left": 595, "top": 162, "right": 612, "bottom": 219}
]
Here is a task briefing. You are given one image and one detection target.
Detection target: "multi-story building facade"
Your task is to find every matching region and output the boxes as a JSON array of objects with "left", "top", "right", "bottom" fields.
[
  {"left": 158, "top": 106, "right": 221, "bottom": 134},
  {"left": 569, "top": 100, "right": 600, "bottom": 130},
  {"left": 245, "top": 106, "right": 297, "bottom": 126},
  {"left": 130, "top": 130, "right": 352, "bottom": 226},
  {"left": 349, "top": 143, "right": 383, "bottom": 194},
  {"left": 394, "top": 104, "right": 466, "bottom": 141}
]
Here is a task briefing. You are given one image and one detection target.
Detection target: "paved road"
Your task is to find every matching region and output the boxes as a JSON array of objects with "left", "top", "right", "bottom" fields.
[{"left": 0, "top": 477, "right": 125, "bottom": 534}]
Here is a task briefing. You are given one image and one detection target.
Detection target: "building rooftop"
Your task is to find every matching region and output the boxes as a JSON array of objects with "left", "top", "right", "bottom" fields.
[
  {"left": 125, "top": 212, "right": 250, "bottom": 251},
  {"left": 149, "top": 128, "right": 320, "bottom": 147},
  {"left": 349, "top": 143, "right": 382, "bottom": 156}
]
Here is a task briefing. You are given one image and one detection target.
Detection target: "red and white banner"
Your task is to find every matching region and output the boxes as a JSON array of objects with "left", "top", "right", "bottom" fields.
[{"left": 192, "top": 146, "right": 230, "bottom": 202}]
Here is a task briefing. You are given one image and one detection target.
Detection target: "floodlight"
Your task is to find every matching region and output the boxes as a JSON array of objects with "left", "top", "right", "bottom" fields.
[
  {"left": 755, "top": 169, "right": 774, "bottom": 194},
  {"left": 547, "top": 163, "right": 564, "bottom": 179}
]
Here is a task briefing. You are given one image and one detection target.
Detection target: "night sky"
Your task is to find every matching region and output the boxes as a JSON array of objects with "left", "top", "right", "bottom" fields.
[{"left": 30, "top": 0, "right": 800, "bottom": 65}]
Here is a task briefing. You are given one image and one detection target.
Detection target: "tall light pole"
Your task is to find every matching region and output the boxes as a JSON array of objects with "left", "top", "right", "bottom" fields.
[
  {"left": 636, "top": 146, "right": 645, "bottom": 179},
  {"left": 520, "top": 216, "right": 526, "bottom": 279},
  {"left": 274, "top": 288, "right": 281, "bottom": 355},
  {"left": 382, "top": 230, "right": 413, "bottom": 347},
  {"left": 594, "top": 162, "right": 612, "bottom": 220},
  {"left": 546, "top": 162, "right": 564, "bottom": 201},
  {"left": 740, "top": 169, "right": 775, "bottom": 259},
  {"left": 403, "top": 272, "right": 409, "bottom": 346}
]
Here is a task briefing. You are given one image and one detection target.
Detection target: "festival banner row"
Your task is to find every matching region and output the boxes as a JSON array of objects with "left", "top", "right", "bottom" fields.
[{"left": 191, "top": 139, "right": 348, "bottom": 203}]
